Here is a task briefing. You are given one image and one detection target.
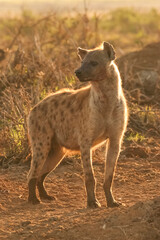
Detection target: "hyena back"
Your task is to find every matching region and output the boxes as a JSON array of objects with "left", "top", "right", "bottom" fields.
[{"left": 27, "top": 42, "right": 128, "bottom": 208}]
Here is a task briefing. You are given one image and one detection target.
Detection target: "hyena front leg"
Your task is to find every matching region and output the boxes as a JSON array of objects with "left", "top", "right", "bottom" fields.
[
  {"left": 80, "top": 145, "right": 101, "bottom": 208},
  {"left": 103, "top": 138, "right": 122, "bottom": 207}
]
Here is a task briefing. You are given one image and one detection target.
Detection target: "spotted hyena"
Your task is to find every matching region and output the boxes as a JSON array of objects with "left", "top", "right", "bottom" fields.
[{"left": 27, "top": 42, "right": 128, "bottom": 208}]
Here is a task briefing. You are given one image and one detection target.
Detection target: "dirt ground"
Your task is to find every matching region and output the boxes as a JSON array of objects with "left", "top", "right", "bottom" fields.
[{"left": 0, "top": 145, "right": 160, "bottom": 240}]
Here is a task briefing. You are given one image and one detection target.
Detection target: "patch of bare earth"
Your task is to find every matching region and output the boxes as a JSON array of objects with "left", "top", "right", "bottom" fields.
[{"left": 0, "top": 146, "right": 160, "bottom": 240}]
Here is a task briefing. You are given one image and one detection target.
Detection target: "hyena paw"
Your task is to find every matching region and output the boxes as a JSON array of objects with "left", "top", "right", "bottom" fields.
[
  {"left": 107, "top": 200, "right": 121, "bottom": 208},
  {"left": 40, "top": 194, "right": 55, "bottom": 201},
  {"left": 28, "top": 196, "right": 40, "bottom": 205},
  {"left": 87, "top": 199, "right": 101, "bottom": 208}
]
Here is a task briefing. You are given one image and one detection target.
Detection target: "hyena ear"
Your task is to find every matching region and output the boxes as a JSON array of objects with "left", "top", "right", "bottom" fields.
[
  {"left": 77, "top": 47, "right": 88, "bottom": 60},
  {"left": 103, "top": 42, "right": 115, "bottom": 61}
]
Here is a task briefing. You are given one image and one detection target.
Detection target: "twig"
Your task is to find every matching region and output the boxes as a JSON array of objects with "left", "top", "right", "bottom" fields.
[
  {"left": 8, "top": 14, "right": 54, "bottom": 50},
  {"left": 136, "top": 110, "right": 160, "bottom": 113},
  {"left": 8, "top": 25, "right": 23, "bottom": 50}
]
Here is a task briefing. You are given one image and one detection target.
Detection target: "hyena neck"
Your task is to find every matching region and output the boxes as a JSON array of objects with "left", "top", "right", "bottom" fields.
[{"left": 91, "top": 62, "right": 122, "bottom": 104}]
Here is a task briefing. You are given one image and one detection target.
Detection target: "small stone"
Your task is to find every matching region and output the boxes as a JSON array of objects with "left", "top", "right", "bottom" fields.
[
  {"left": 102, "top": 223, "right": 106, "bottom": 230},
  {"left": 48, "top": 217, "right": 58, "bottom": 221},
  {"left": 21, "top": 221, "right": 31, "bottom": 227}
]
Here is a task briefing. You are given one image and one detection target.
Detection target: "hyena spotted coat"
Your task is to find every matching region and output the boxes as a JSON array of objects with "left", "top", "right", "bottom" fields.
[{"left": 27, "top": 42, "right": 128, "bottom": 208}]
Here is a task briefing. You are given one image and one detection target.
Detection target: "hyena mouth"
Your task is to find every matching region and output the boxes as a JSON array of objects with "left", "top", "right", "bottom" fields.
[{"left": 78, "top": 77, "right": 93, "bottom": 82}]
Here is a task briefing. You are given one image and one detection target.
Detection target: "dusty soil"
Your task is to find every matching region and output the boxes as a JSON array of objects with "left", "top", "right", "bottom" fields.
[{"left": 0, "top": 145, "right": 160, "bottom": 240}]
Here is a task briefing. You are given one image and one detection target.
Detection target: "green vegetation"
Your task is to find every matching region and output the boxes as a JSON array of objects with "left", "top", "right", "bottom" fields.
[{"left": 126, "top": 131, "right": 146, "bottom": 143}]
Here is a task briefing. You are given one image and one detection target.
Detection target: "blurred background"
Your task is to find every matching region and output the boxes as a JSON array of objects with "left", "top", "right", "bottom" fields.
[{"left": 1, "top": 0, "right": 160, "bottom": 14}]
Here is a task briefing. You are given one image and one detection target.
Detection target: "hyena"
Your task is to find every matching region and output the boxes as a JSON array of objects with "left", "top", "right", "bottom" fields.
[{"left": 27, "top": 42, "right": 128, "bottom": 208}]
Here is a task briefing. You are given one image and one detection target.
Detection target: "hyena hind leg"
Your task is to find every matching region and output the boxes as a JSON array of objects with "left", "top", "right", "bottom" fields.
[
  {"left": 37, "top": 142, "right": 66, "bottom": 201},
  {"left": 28, "top": 156, "right": 47, "bottom": 204},
  {"left": 27, "top": 143, "right": 51, "bottom": 204}
]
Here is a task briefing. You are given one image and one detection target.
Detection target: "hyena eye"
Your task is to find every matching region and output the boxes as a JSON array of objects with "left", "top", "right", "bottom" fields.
[{"left": 90, "top": 61, "right": 98, "bottom": 66}]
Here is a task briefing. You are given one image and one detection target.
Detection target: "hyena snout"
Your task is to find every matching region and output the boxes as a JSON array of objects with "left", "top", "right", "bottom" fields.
[
  {"left": 75, "top": 68, "right": 82, "bottom": 78},
  {"left": 75, "top": 68, "right": 85, "bottom": 82},
  {"left": 75, "top": 67, "right": 89, "bottom": 82}
]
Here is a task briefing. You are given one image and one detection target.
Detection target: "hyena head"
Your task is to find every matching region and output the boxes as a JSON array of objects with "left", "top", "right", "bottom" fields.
[{"left": 75, "top": 42, "right": 115, "bottom": 82}]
